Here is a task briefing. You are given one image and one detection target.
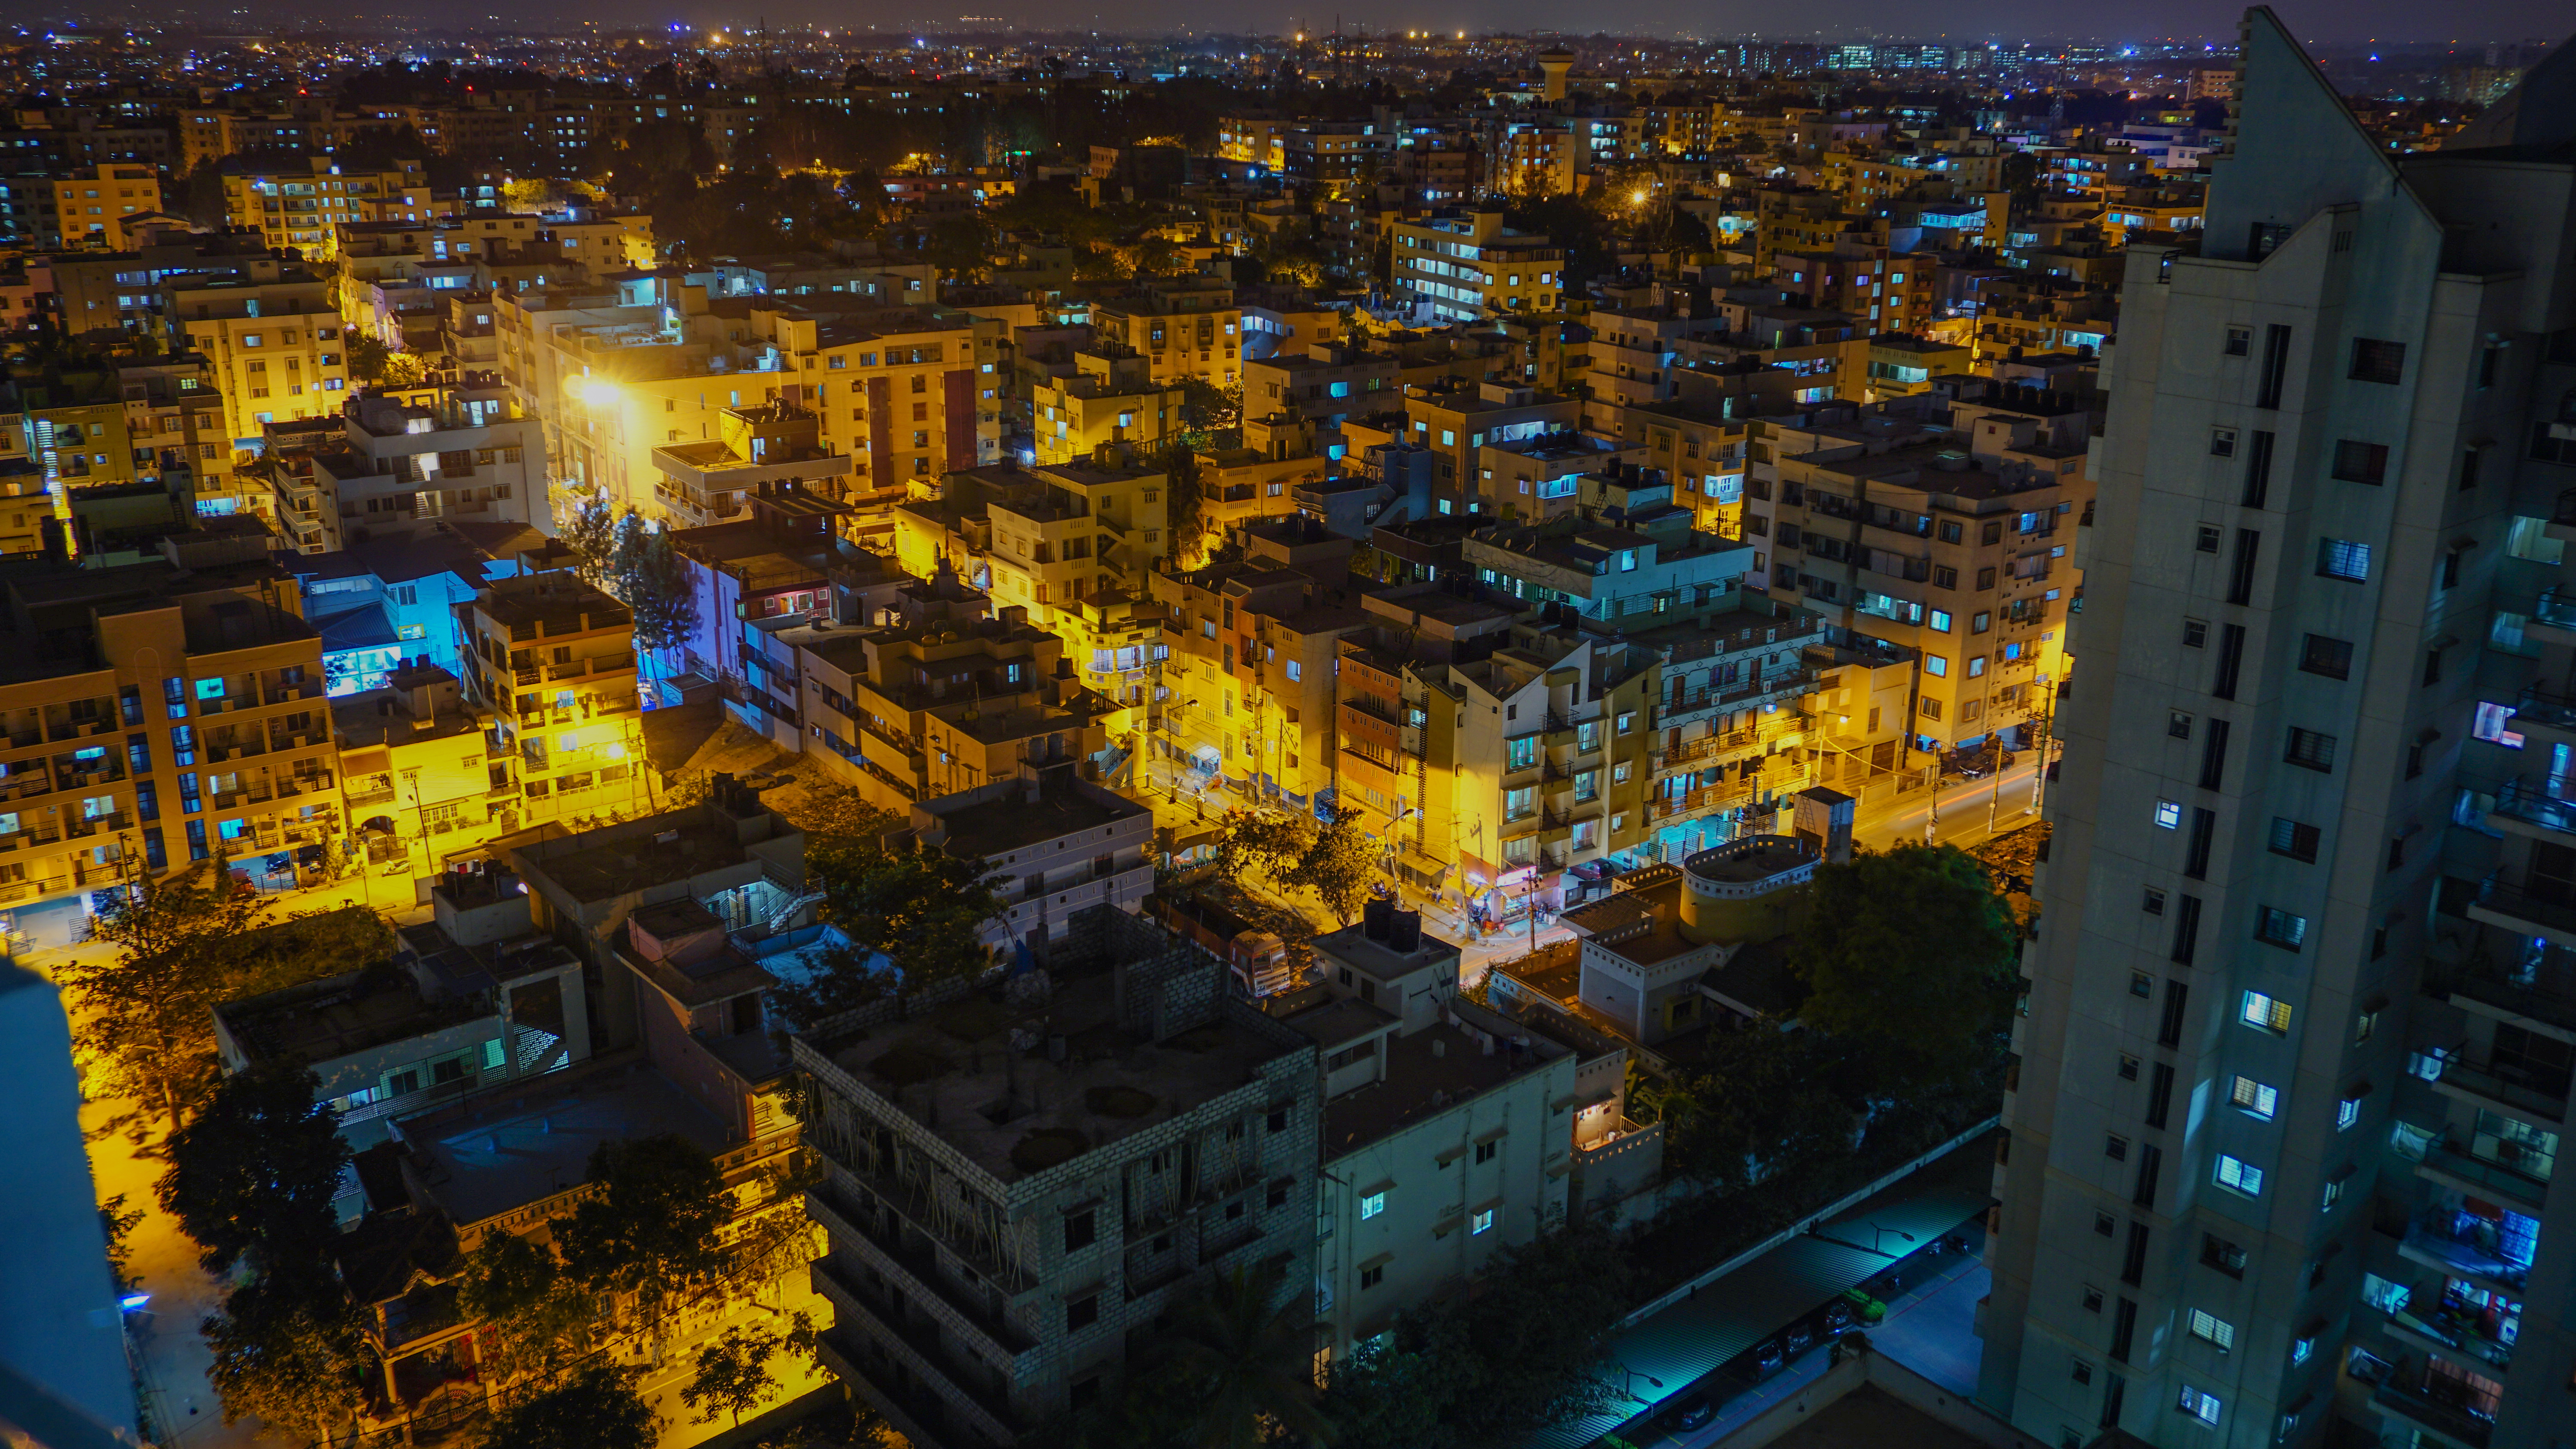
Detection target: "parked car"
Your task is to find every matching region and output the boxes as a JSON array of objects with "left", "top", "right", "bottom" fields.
[
  {"left": 1823, "top": 1299, "right": 1854, "bottom": 1332},
  {"left": 1753, "top": 1340, "right": 1784, "bottom": 1376},
  {"left": 1667, "top": 1393, "right": 1714, "bottom": 1431},
  {"left": 1784, "top": 1323, "right": 1814, "bottom": 1356},
  {"left": 1841, "top": 1286, "right": 1887, "bottom": 1324}
]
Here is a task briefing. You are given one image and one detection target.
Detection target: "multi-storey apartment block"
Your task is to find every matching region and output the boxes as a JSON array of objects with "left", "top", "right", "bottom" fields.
[
  {"left": 456, "top": 568, "right": 648, "bottom": 832},
  {"left": 793, "top": 906, "right": 1321, "bottom": 1446},
  {"left": 1753, "top": 386, "right": 2092, "bottom": 761},
  {"left": 270, "top": 390, "right": 545, "bottom": 555},
  {"left": 1390, "top": 208, "right": 1564, "bottom": 324},
  {"left": 164, "top": 259, "right": 349, "bottom": 440},
  {"left": 0, "top": 533, "right": 343, "bottom": 946},
  {"left": 1984, "top": 20, "right": 2576, "bottom": 1449}
]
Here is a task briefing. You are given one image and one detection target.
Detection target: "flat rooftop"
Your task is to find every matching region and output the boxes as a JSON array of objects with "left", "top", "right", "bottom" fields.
[
  {"left": 219, "top": 962, "right": 480, "bottom": 1066},
  {"left": 924, "top": 774, "right": 1147, "bottom": 861},
  {"left": 1305, "top": 999, "right": 1568, "bottom": 1156},
  {"left": 1309, "top": 919, "right": 1456, "bottom": 985},
  {"left": 1737, "top": 1384, "right": 1995, "bottom": 1449},
  {"left": 401, "top": 1064, "right": 732, "bottom": 1225},
  {"left": 822, "top": 977, "right": 1299, "bottom": 1185},
  {"left": 1684, "top": 836, "right": 1820, "bottom": 885},
  {"left": 1562, "top": 873, "right": 1703, "bottom": 968},
  {"left": 518, "top": 811, "right": 768, "bottom": 903}
]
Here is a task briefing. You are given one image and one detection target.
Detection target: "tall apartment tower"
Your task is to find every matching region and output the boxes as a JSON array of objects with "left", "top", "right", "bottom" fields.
[{"left": 1984, "top": 11, "right": 2576, "bottom": 1449}]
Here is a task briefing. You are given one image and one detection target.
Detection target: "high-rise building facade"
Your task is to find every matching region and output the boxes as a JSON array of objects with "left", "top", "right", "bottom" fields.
[{"left": 1984, "top": 14, "right": 2576, "bottom": 1449}]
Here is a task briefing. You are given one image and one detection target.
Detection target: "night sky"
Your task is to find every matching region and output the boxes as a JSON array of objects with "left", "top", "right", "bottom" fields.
[{"left": 253, "top": 0, "right": 2568, "bottom": 46}]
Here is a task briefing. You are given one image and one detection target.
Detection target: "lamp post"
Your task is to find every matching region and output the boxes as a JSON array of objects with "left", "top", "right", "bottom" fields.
[{"left": 1615, "top": 1364, "right": 1665, "bottom": 1405}]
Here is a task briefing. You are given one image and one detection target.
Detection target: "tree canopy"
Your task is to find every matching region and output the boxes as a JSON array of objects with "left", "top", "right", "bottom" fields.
[
  {"left": 556, "top": 1133, "right": 733, "bottom": 1325},
  {"left": 779, "top": 837, "right": 1007, "bottom": 1022},
  {"left": 65, "top": 877, "right": 383, "bottom": 1141},
  {"left": 1788, "top": 843, "right": 2022, "bottom": 1095},
  {"left": 476, "top": 1364, "right": 659, "bottom": 1449},
  {"left": 603, "top": 507, "right": 701, "bottom": 658},
  {"left": 157, "top": 1061, "right": 351, "bottom": 1287}
]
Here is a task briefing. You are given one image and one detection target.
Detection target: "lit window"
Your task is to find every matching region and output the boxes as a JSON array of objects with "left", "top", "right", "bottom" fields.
[
  {"left": 2187, "top": 1309, "right": 2236, "bottom": 1352},
  {"left": 2335, "top": 1093, "right": 2364, "bottom": 1131},
  {"left": 1470, "top": 1209, "right": 1495, "bottom": 1235},
  {"left": 2228, "top": 1077, "right": 2278, "bottom": 1120},
  {"left": 2215, "top": 1154, "right": 2264, "bottom": 1197},
  {"left": 2154, "top": 800, "right": 2182, "bottom": 830},
  {"left": 1359, "top": 1191, "right": 1386, "bottom": 1219},
  {"left": 2240, "top": 991, "right": 2291, "bottom": 1035},
  {"left": 2177, "top": 1386, "right": 2221, "bottom": 1427}
]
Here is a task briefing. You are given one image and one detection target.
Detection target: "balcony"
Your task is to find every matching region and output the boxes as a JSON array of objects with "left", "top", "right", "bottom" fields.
[
  {"left": 2516, "top": 685, "right": 2576, "bottom": 741},
  {"left": 2372, "top": 1376, "right": 2492, "bottom": 1449},
  {"left": 2398, "top": 1210, "right": 2533, "bottom": 1293},
  {"left": 2548, "top": 485, "right": 2576, "bottom": 542},
  {"left": 2467, "top": 877, "right": 2576, "bottom": 952},
  {"left": 2431, "top": 955, "right": 2576, "bottom": 1037},
  {"left": 2425, "top": 1046, "right": 2569, "bottom": 1122},
  {"left": 809, "top": 1255, "right": 1020, "bottom": 1443},
  {"left": 2417, "top": 1135, "right": 2549, "bottom": 1212},
  {"left": 2489, "top": 780, "right": 2576, "bottom": 841},
  {"left": 804, "top": 1179, "right": 1033, "bottom": 1359},
  {"left": 2530, "top": 586, "right": 2576, "bottom": 647}
]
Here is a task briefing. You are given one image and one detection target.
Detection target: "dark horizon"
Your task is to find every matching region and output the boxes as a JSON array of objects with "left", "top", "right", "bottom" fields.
[{"left": 9, "top": 2, "right": 2569, "bottom": 49}]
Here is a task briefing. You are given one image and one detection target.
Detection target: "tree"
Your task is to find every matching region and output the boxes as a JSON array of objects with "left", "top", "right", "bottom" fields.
[
  {"left": 779, "top": 838, "right": 1007, "bottom": 1022},
  {"left": 603, "top": 507, "right": 701, "bottom": 663},
  {"left": 61, "top": 866, "right": 274, "bottom": 1140},
  {"left": 1144, "top": 1258, "right": 1332, "bottom": 1449},
  {"left": 345, "top": 332, "right": 393, "bottom": 384},
  {"left": 561, "top": 488, "right": 616, "bottom": 584},
  {"left": 680, "top": 1321, "right": 784, "bottom": 1427},
  {"left": 177, "top": 157, "right": 228, "bottom": 228},
  {"left": 100, "top": 1193, "right": 146, "bottom": 1293},
  {"left": 1213, "top": 807, "right": 1315, "bottom": 886},
  {"left": 477, "top": 1363, "right": 658, "bottom": 1449},
  {"left": 1658, "top": 1027, "right": 1862, "bottom": 1190},
  {"left": 1158, "top": 444, "right": 1208, "bottom": 564},
  {"left": 556, "top": 1134, "right": 731, "bottom": 1329},
  {"left": 201, "top": 1278, "right": 369, "bottom": 1449},
  {"left": 458, "top": 1231, "right": 596, "bottom": 1386},
  {"left": 1306, "top": 1221, "right": 1634, "bottom": 1449},
  {"left": 1282, "top": 806, "right": 1377, "bottom": 927},
  {"left": 157, "top": 1061, "right": 351, "bottom": 1287},
  {"left": 1789, "top": 843, "right": 2022, "bottom": 1095}
]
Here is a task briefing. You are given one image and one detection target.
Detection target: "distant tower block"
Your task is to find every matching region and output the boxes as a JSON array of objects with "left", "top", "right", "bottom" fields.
[
  {"left": 1792, "top": 786, "right": 1857, "bottom": 864},
  {"left": 1537, "top": 47, "right": 1574, "bottom": 102}
]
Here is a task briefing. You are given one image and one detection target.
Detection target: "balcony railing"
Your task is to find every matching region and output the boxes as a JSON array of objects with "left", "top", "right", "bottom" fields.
[
  {"left": 2490, "top": 780, "right": 2576, "bottom": 837},
  {"left": 2426, "top": 1045, "right": 2571, "bottom": 1120},
  {"left": 2399, "top": 1210, "right": 2533, "bottom": 1291},
  {"left": 2470, "top": 876, "right": 2576, "bottom": 942},
  {"left": 2371, "top": 1377, "right": 2493, "bottom": 1448},
  {"left": 2519, "top": 684, "right": 2576, "bottom": 731},
  {"left": 2429, "top": 957, "right": 2576, "bottom": 1036},
  {"left": 2535, "top": 586, "right": 2576, "bottom": 631},
  {"left": 2422, "top": 1135, "right": 2550, "bottom": 1208}
]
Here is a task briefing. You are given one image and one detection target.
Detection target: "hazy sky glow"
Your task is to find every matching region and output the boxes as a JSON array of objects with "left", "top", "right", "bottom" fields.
[
  {"left": 65, "top": 0, "right": 2576, "bottom": 45},
  {"left": 93, "top": 0, "right": 2573, "bottom": 45}
]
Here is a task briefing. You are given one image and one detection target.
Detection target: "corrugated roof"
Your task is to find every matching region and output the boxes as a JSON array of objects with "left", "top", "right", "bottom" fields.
[{"left": 1531, "top": 1140, "right": 1994, "bottom": 1449}]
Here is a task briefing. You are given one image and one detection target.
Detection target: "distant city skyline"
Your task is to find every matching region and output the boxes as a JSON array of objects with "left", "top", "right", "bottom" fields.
[{"left": 6, "top": 1, "right": 2567, "bottom": 47}]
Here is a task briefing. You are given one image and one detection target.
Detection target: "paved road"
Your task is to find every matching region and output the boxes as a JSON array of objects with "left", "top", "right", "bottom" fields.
[
  {"left": 1617, "top": 1254, "right": 1993, "bottom": 1449},
  {"left": 1850, "top": 759, "right": 2045, "bottom": 854}
]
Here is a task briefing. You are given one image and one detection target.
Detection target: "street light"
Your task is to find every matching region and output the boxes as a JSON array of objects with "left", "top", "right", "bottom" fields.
[{"left": 1615, "top": 1364, "right": 1664, "bottom": 1404}]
